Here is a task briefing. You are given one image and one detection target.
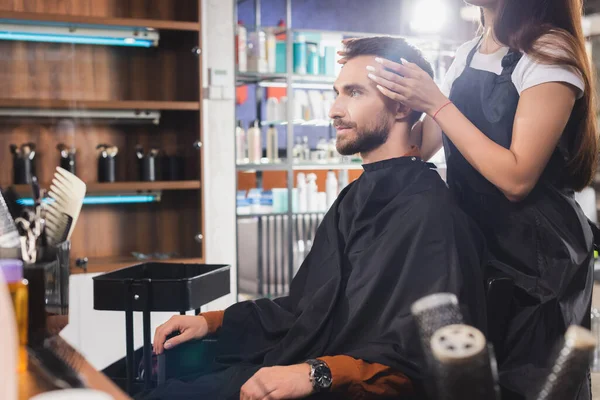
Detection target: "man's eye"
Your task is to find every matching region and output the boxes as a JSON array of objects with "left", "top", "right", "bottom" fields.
[{"left": 350, "top": 89, "right": 360, "bottom": 97}]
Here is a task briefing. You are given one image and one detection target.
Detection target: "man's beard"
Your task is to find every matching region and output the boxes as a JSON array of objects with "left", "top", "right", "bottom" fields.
[{"left": 334, "top": 116, "right": 391, "bottom": 156}]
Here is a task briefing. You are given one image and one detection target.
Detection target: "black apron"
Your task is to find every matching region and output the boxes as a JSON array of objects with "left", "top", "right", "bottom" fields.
[{"left": 444, "top": 39, "right": 594, "bottom": 400}]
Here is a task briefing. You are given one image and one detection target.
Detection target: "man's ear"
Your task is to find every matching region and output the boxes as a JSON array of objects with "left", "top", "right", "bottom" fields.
[{"left": 394, "top": 102, "right": 412, "bottom": 122}]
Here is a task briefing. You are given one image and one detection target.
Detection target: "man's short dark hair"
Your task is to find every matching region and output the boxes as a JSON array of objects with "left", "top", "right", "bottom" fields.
[{"left": 344, "top": 36, "right": 434, "bottom": 125}]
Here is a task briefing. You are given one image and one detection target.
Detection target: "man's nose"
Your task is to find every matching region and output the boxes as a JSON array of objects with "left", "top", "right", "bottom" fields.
[{"left": 328, "top": 99, "right": 346, "bottom": 120}]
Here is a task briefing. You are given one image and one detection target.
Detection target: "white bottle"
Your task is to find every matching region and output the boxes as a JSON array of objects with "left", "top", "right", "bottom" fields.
[
  {"left": 326, "top": 170, "right": 338, "bottom": 209},
  {"left": 297, "top": 173, "right": 307, "bottom": 212},
  {"left": 328, "top": 138, "right": 339, "bottom": 162},
  {"left": 302, "top": 136, "right": 310, "bottom": 161},
  {"left": 316, "top": 137, "right": 328, "bottom": 161},
  {"left": 317, "top": 192, "right": 327, "bottom": 212},
  {"left": 248, "top": 30, "right": 267, "bottom": 73},
  {"left": 338, "top": 169, "right": 349, "bottom": 192},
  {"left": 307, "top": 173, "right": 318, "bottom": 212},
  {"left": 247, "top": 120, "right": 262, "bottom": 164},
  {"left": 266, "top": 124, "right": 278, "bottom": 162},
  {"left": 236, "top": 20, "right": 247, "bottom": 72},
  {"left": 292, "top": 137, "right": 302, "bottom": 161},
  {"left": 266, "top": 29, "right": 277, "bottom": 73},
  {"left": 236, "top": 120, "right": 247, "bottom": 164},
  {"left": 258, "top": 29, "right": 268, "bottom": 73},
  {"left": 279, "top": 96, "right": 288, "bottom": 121},
  {"left": 266, "top": 97, "right": 279, "bottom": 122}
]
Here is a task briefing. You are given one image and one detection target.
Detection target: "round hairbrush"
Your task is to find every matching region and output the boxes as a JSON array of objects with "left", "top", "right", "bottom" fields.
[
  {"left": 430, "top": 324, "right": 500, "bottom": 400},
  {"left": 535, "top": 325, "right": 596, "bottom": 400}
]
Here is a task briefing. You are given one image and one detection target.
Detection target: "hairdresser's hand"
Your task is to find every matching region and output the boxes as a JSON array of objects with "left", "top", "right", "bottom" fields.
[
  {"left": 153, "top": 315, "right": 208, "bottom": 354},
  {"left": 337, "top": 38, "right": 359, "bottom": 65},
  {"left": 367, "top": 57, "right": 448, "bottom": 116},
  {"left": 240, "top": 364, "right": 313, "bottom": 400}
]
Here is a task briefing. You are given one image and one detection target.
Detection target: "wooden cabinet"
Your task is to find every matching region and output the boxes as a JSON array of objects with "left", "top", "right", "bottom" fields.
[{"left": 0, "top": 1, "right": 205, "bottom": 270}]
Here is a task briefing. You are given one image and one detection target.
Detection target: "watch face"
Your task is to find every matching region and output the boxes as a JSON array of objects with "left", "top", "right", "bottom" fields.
[{"left": 314, "top": 364, "right": 332, "bottom": 389}]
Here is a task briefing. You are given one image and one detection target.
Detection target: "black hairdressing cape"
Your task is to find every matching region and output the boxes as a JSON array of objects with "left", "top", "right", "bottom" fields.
[{"left": 140, "top": 157, "right": 488, "bottom": 400}]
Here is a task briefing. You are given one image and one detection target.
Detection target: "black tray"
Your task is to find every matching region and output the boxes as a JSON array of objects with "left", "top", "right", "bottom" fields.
[{"left": 93, "top": 262, "right": 231, "bottom": 312}]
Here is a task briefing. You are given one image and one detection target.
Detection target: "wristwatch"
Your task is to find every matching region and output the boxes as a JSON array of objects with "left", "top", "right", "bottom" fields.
[{"left": 305, "top": 359, "right": 332, "bottom": 392}]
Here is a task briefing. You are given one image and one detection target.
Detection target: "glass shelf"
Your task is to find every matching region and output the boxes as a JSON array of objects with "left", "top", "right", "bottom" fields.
[
  {"left": 236, "top": 162, "right": 288, "bottom": 171},
  {"left": 236, "top": 72, "right": 336, "bottom": 87},
  {"left": 237, "top": 211, "right": 327, "bottom": 219},
  {"left": 236, "top": 161, "right": 362, "bottom": 171},
  {"left": 261, "top": 119, "right": 331, "bottom": 127}
]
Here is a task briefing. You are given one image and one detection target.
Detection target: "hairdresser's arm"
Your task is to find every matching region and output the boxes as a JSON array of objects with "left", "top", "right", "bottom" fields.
[{"left": 371, "top": 57, "right": 576, "bottom": 202}]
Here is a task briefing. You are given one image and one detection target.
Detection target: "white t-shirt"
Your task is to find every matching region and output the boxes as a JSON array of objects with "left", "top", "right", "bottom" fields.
[{"left": 440, "top": 36, "right": 585, "bottom": 99}]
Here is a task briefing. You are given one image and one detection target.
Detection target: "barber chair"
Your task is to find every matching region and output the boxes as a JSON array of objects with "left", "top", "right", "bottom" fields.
[{"left": 152, "top": 272, "right": 516, "bottom": 398}]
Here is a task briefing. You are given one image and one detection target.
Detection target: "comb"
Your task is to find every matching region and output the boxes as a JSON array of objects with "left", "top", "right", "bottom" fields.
[
  {"left": 45, "top": 168, "right": 86, "bottom": 246},
  {"left": 0, "top": 190, "right": 21, "bottom": 248}
]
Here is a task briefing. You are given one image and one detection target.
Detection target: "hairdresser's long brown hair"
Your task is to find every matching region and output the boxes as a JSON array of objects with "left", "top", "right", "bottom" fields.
[{"left": 481, "top": 0, "right": 598, "bottom": 190}]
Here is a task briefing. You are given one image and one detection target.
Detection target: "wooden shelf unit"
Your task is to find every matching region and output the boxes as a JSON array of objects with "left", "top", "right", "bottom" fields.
[
  {"left": 11, "top": 180, "right": 201, "bottom": 195},
  {"left": 86, "top": 181, "right": 201, "bottom": 192},
  {"left": 0, "top": 2, "right": 205, "bottom": 269},
  {"left": 0, "top": 99, "right": 201, "bottom": 111},
  {"left": 0, "top": 1, "right": 199, "bottom": 25},
  {"left": 0, "top": 11, "right": 201, "bottom": 31}
]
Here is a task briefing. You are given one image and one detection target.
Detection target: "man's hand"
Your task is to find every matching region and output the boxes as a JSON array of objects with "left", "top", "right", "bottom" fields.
[
  {"left": 153, "top": 315, "right": 209, "bottom": 354},
  {"left": 240, "top": 364, "right": 313, "bottom": 400}
]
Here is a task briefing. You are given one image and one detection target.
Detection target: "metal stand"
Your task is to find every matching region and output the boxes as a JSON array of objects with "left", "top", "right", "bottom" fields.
[{"left": 123, "top": 279, "right": 153, "bottom": 394}]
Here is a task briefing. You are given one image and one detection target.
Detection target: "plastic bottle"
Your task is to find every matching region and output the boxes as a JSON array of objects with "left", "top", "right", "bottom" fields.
[
  {"left": 275, "top": 19, "right": 288, "bottom": 74},
  {"left": 248, "top": 30, "right": 267, "bottom": 73},
  {"left": 247, "top": 120, "right": 262, "bottom": 164},
  {"left": 324, "top": 46, "right": 336, "bottom": 76},
  {"left": 279, "top": 96, "right": 288, "bottom": 122},
  {"left": 236, "top": 120, "right": 247, "bottom": 164},
  {"left": 292, "top": 188, "right": 298, "bottom": 212},
  {"left": 326, "top": 170, "right": 338, "bottom": 209},
  {"left": 297, "top": 173, "right": 307, "bottom": 212},
  {"left": 0, "top": 271, "right": 17, "bottom": 400},
  {"left": 316, "top": 137, "right": 328, "bottom": 161},
  {"left": 0, "top": 260, "right": 27, "bottom": 374},
  {"left": 260, "top": 190, "right": 273, "bottom": 213},
  {"left": 266, "top": 97, "right": 279, "bottom": 122},
  {"left": 247, "top": 188, "right": 263, "bottom": 214},
  {"left": 317, "top": 192, "right": 327, "bottom": 212},
  {"left": 307, "top": 43, "right": 319, "bottom": 75},
  {"left": 235, "top": 20, "right": 247, "bottom": 72},
  {"left": 276, "top": 18, "right": 287, "bottom": 40},
  {"left": 338, "top": 169, "right": 349, "bottom": 192},
  {"left": 236, "top": 190, "right": 250, "bottom": 215},
  {"left": 302, "top": 136, "right": 310, "bottom": 161},
  {"left": 307, "top": 173, "right": 318, "bottom": 212},
  {"left": 293, "top": 34, "right": 307, "bottom": 74},
  {"left": 293, "top": 137, "right": 303, "bottom": 162},
  {"left": 328, "top": 138, "right": 339, "bottom": 162},
  {"left": 266, "top": 124, "right": 278, "bottom": 162},
  {"left": 266, "top": 29, "right": 277, "bottom": 73},
  {"left": 276, "top": 41, "right": 287, "bottom": 73}
]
